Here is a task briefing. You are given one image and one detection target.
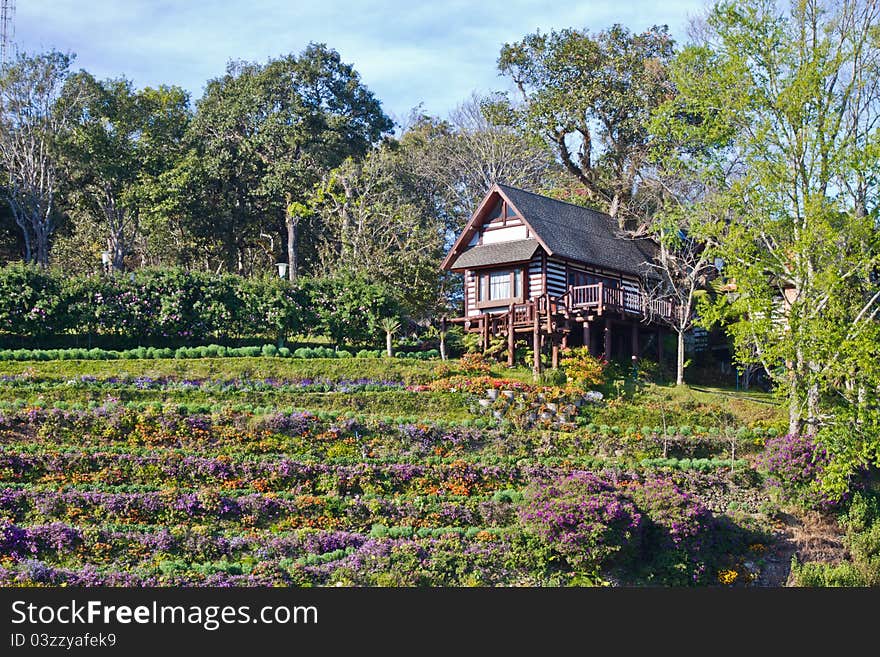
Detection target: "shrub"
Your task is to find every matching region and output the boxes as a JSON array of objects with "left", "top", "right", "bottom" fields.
[
  {"left": 540, "top": 369, "right": 568, "bottom": 386},
  {"left": 760, "top": 433, "right": 837, "bottom": 510},
  {"left": 627, "top": 477, "right": 715, "bottom": 585},
  {"left": 309, "top": 273, "right": 403, "bottom": 347},
  {"left": 560, "top": 347, "right": 606, "bottom": 388},
  {"left": 518, "top": 471, "right": 641, "bottom": 576},
  {"left": 261, "top": 344, "right": 278, "bottom": 357},
  {"left": 459, "top": 352, "right": 491, "bottom": 375},
  {"left": 790, "top": 559, "right": 867, "bottom": 586}
]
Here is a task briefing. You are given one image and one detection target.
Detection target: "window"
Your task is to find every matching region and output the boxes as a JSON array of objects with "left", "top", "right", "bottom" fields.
[
  {"left": 489, "top": 271, "right": 512, "bottom": 299},
  {"left": 478, "top": 269, "right": 523, "bottom": 306}
]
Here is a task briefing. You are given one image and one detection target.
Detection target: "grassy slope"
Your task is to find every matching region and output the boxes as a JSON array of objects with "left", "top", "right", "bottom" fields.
[
  {"left": 0, "top": 357, "right": 440, "bottom": 385},
  {"left": 0, "top": 357, "right": 786, "bottom": 428}
]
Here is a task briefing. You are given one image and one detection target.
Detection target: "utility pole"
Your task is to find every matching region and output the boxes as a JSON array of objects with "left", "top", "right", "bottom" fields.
[{"left": 1, "top": 0, "right": 15, "bottom": 69}]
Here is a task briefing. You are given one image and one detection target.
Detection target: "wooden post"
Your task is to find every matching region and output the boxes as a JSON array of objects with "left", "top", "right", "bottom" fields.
[
  {"left": 482, "top": 315, "right": 489, "bottom": 352},
  {"left": 604, "top": 318, "right": 612, "bottom": 361},
  {"left": 440, "top": 316, "right": 447, "bottom": 361},
  {"left": 657, "top": 327, "right": 663, "bottom": 363},
  {"left": 631, "top": 323, "right": 639, "bottom": 361},
  {"left": 551, "top": 339, "right": 559, "bottom": 369},
  {"left": 583, "top": 322, "right": 591, "bottom": 355},
  {"left": 507, "top": 306, "right": 515, "bottom": 367},
  {"left": 532, "top": 314, "right": 542, "bottom": 378}
]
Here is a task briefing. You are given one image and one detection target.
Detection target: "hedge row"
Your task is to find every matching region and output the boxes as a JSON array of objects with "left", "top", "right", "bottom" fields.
[
  {"left": 582, "top": 422, "right": 780, "bottom": 439},
  {"left": 0, "top": 264, "right": 403, "bottom": 347},
  {"left": 0, "top": 345, "right": 441, "bottom": 362}
]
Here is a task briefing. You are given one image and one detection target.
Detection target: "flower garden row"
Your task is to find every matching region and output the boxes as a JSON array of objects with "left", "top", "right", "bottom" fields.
[
  {"left": 0, "top": 405, "right": 773, "bottom": 586},
  {"left": 0, "top": 374, "right": 408, "bottom": 393},
  {"left": 0, "top": 406, "right": 770, "bottom": 462}
]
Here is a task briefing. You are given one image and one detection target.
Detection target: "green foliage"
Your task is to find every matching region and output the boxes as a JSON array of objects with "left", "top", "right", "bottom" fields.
[
  {"left": 309, "top": 273, "right": 403, "bottom": 347},
  {"left": 560, "top": 347, "right": 606, "bottom": 388},
  {"left": 790, "top": 559, "right": 867, "bottom": 587},
  {"left": 0, "top": 264, "right": 67, "bottom": 337},
  {"left": 0, "top": 265, "right": 417, "bottom": 349},
  {"left": 539, "top": 369, "right": 567, "bottom": 386},
  {"left": 497, "top": 24, "right": 675, "bottom": 218},
  {"left": 653, "top": 0, "right": 880, "bottom": 477}
]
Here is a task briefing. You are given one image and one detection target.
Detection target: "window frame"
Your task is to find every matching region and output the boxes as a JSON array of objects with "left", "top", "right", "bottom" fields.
[{"left": 476, "top": 268, "right": 525, "bottom": 308}]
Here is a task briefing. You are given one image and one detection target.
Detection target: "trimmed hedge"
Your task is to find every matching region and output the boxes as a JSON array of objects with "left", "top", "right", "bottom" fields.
[
  {"left": 0, "top": 264, "right": 406, "bottom": 349},
  {"left": 0, "top": 345, "right": 440, "bottom": 362}
]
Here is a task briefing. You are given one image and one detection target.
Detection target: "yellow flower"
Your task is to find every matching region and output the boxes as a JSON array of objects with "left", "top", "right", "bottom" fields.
[{"left": 717, "top": 569, "right": 738, "bottom": 585}]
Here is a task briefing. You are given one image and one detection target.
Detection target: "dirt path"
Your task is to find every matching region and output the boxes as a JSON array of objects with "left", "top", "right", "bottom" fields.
[{"left": 757, "top": 511, "right": 848, "bottom": 586}]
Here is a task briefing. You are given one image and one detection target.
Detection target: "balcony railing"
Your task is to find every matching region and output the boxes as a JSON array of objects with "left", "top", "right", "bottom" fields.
[{"left": 562, "top": 283, "right": 678, "bottom": 322}]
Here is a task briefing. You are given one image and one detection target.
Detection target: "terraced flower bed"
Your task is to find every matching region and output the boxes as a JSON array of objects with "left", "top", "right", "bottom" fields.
[{"left": 0, "top": 400, "right": 774, "bottom": 587}]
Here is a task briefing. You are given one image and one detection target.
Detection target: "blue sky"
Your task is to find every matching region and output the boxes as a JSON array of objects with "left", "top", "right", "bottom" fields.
[{"left": 16, "top": 1, "right": 707, "bottom": 125}]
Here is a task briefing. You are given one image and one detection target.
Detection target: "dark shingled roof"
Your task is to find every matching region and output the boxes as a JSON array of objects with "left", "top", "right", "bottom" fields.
[
  {"left": 496, "top": 184, "right": 657, "bottom": 277},
  {"left": 449, "top": 238, "right": 539, "bottom": 270}
]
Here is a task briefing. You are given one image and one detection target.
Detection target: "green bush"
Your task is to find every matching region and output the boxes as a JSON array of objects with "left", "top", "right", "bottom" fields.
[
  {"left": 0, "top": 265, "right": 408, "bottom": 350},
  {"left": 540, "top": 369, "right": 568, "bottom": 386},
  {"left": 790, "top": 559, "right": 867, "bottom": 586}
]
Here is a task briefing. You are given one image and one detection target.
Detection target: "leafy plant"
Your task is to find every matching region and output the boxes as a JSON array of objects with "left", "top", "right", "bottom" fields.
[{"left": 560, "top": 347, "right": 607, "bottom": 388}]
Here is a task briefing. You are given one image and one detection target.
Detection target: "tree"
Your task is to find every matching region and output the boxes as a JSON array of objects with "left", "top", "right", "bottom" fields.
[
  {"left": 306, "top": 147, "right": 446, "bottom": 320},
  {"left": 399, "top": 94, "right": 558, "bottom": 235},
  {"left": 188, "top": 61, "right": 267, "bottom": 274},
  {"left": 642, "top": 210, "right": 715, "bottom": 386},
  {"left": 0, "top": 51, "right": 82, "bottom": 266},
  {"left": 497, "top": 24, "right": 676, "bottom": 224},
  {"left": 191, "top": 44, "right": 392, "bottom": 279},
  {"left": 60, "top": 74, "right": 190, "bottom": 271},
  {"left": 381, "top": 317, "right": 400, "bottom": 357},
  {"left": 654, "top": 0, "right": 880, "bottom": 485}
]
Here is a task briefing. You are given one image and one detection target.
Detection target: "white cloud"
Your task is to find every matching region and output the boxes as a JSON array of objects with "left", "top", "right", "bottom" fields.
[{"left": 14, "top": 0, "right": 705, "bottom": 117}]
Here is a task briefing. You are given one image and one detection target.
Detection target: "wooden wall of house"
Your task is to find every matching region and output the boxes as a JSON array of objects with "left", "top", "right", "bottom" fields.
[
  {"left": 468, "top": 198, "right": 531, "bottom": 247},
  {"left": 528, "top": 251, "right": 544, "bottom": 299},
  {"left": 546, "top": 258, "right": 567, "bottom": 297},
  {"left": 465, "top": 270, "right": 478, "bottom": 317}
]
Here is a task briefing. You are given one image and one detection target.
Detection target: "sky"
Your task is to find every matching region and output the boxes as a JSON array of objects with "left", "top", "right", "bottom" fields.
[{"left": 15, "top": 1, "right": 708, "bottom": 126}]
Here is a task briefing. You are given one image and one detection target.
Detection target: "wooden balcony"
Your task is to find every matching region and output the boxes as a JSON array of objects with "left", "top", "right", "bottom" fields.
[{"left": 562, "top": 283, "right": 678, "bottom": 322}]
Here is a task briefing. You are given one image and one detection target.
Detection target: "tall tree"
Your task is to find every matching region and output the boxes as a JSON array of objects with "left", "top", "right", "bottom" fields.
[
  {"left": 497, "top": 24, "right": 676, "bottom": 225},
  {"left": 642, "top": 208, "right": 716, "bottom": 386},
  {"left": 191, "top": 44, "right": 393, "bottom": 279},
  {"left": 61, "top": 74, "right": 190, "bottom": 271},
  {"left": 307, "top": 147, "right": 446, "bottom": 320},
  {"left": 655, "top": 0, "right": 880, "bottom": 489},
  {"left": 0, "top": 51, "right": 81, "bottom": 266},
  {"left": 399, "top": 94, "right": 557, "bottom": 235}
]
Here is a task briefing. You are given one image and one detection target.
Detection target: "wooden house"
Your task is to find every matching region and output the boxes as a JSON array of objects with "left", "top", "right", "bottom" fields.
[{"left": 441, "top": 183, "right": 677, "bottom": 372}]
